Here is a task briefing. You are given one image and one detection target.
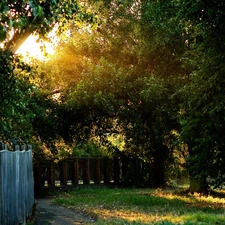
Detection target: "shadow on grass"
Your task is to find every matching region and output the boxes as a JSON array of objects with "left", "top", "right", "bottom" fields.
[{"left": 53, "top": 187, "right": 225, "bottom": 225}]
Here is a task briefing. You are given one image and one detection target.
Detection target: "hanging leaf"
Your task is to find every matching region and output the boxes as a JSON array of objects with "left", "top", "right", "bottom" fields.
[{"left": 0, "top": 29, "right": 6, "bottom": 42}]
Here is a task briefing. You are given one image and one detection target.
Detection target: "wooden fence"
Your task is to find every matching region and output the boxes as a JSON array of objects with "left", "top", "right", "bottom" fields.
[
  {"left": 0, "top": 144, "right": 34, "bottom": 225},
  {"left": 33, "top": 156, "right": 149, "bottom": 193}
]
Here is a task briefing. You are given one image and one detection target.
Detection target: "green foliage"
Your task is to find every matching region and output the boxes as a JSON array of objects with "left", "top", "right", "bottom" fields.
[
  {"left": 72, "top": 140, "right": 108, "bottom": 157},
  {"left": 177, "top": 1, "right": 225, "bottom": 189},
  {"left": 0, "top": 0, "right": 102, "bottom": 150},
  {"left": 0, "top": 49, "right": 36, "bottom": 141},
  {"left": 0, "top": 49, "right": 58, "bottom": 149},
  {"left": 0, "top": 0, "right": 100, "bottom": 41},
  {"left": 13, "top": 0, "right": 225, "bottom": 191},
  {"left": 32, "top": 0, "right": 186, "bottom": 185}
]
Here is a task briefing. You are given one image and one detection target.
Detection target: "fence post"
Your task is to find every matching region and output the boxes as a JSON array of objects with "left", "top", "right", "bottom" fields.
[
  {"left": 103, "top": 157, "right": 110, "bottom": 184},
  {"left": 21, "top": 144, "right": 26, "bottom": 151},
  {"left": 113, "top": 156, "right": 120, "bottom": 184},
  {"left": 72, "top": 158, "right": 79, "bottom": 185},
  {"left": 94, "top": 158, "right": 101, "bottom": 184},
  {"left": 121, "top": 156, "right": 128, "bottom": 183},
  {"left": 60, "top": 160, "right": 68, "bottom": 186},
  {"left": 33, "top": 161, "right": 43, "bottom": 197},
  {"left": 15, "top": 145, "right": 20, "bottom": 151},
  {"left": 47, "top": 160, "right": 55, "bottom": 186},
  {"left": 0, "top": 142, "right": 7, "bottom": 150},
  {"left": 82, "top": 158, "right": 90, "bottom": 184}
]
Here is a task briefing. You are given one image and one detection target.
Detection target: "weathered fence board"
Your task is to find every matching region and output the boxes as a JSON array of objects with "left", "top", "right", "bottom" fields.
[
  {"left": 0, "top": 149, "right": 34, "bottom": 225},
  {"left": 33, "top": 155, "right": 154, "bottom": 198},
  {"left": 34, "top": 157, "right": 115, "bottom": 189},
  {"left": 34, "top": 156, "right": 150, "bottom": 188}
]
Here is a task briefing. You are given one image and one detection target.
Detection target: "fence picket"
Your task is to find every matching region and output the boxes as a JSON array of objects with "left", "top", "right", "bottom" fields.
[{"left": 0, "top": 147, "right": 34, "bottom": 225}]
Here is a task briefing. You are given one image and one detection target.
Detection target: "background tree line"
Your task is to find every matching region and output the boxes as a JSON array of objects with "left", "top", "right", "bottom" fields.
[{"left": 1, "top": 0, "right": 225, "bottom": 193}]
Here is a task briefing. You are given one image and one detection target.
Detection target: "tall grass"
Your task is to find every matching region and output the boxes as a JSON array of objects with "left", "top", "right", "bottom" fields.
[{"left": 53, "top": 187, "right": 225, "bottom": 225}]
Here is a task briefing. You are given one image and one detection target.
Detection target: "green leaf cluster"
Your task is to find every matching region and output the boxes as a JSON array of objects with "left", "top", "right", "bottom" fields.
[
  {"left": 0, "top": 0, "right": 101, "bottom": 52},
  {"left": 0, "top": 49, "right": 37, "bottom": 142}
]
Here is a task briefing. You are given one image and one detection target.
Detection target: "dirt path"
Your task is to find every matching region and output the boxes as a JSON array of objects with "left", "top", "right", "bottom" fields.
[{"left": 34, "top": 199, "right": 96, "bottom": 225}]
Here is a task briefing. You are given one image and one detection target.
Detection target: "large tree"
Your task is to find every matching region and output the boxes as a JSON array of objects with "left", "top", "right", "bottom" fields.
[
  {"left": 0, "top": 1, "right": 100, "bottom": 151},
  {"left": 34, "top": 0, "right": 187, "bottom": 186},
  {"left": 178, "top": 1, "right": 225, "bottom": 192}
]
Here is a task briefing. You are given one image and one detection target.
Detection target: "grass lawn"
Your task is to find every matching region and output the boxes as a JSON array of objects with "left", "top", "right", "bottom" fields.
[{"left": 53, "top": 187, "right": 225, "bottom": 225}]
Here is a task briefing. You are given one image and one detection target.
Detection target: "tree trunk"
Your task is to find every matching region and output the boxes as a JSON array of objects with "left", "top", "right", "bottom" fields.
[
  {"left": 189, "top": 177, "right": 209, "bottom": 194},
  {"left": 151, "top": 161, "right": 165, "bottom": 187},
  {"left": 150, "top": 145, "right": 168, "bottom": 187},
  {"left": 188, "top": 145, "right": 209, "bottom": 194}
]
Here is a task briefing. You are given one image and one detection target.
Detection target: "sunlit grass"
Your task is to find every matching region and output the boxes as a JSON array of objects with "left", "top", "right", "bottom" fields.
[{"left": 53, "top": 187, "right": 225, "bottom": 225}]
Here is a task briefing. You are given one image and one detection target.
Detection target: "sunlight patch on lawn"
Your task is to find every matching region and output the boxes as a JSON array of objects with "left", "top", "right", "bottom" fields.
[
  {"left": 91, "top": 207, "right": 225, "bottom": 224},
  {"left": 92, "top": 208, "right": 185, "bottom": 224},
  {"left": 152, "top": 188, "right": 225, "bottom": 208},
  {"left": 53, "top": 188, "right": 225, "bottom": 225}
]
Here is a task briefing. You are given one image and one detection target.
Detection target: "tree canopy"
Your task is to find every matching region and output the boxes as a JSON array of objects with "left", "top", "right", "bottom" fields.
[
  {"left": 1, "top": 0, "right": 225, "bottom": 191},
  {"left": 177, "top": 0, "right": 225, "bottom": 191},
  {"left": 32, "top": 0, "right": 187, "bottom": 186}
]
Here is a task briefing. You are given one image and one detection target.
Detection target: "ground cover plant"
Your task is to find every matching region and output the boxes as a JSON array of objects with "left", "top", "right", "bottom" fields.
[{"left": 53, "top": 187, "right": 225, "bottom": 225}]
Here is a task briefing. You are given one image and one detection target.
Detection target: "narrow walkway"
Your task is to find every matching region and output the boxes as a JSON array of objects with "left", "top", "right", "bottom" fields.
[{"left": 34, "top": 199, "right": 96, "bottom": 225}]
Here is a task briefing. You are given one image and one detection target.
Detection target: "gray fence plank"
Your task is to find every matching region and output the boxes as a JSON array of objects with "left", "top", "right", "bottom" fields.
[{"left": 0, "top": 149, "right": 34, "bottom": 225}]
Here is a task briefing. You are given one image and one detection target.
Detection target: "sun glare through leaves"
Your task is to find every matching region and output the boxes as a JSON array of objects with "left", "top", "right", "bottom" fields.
[{"left": 16, "top": 34, "right": 55, "bottom": 61}]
